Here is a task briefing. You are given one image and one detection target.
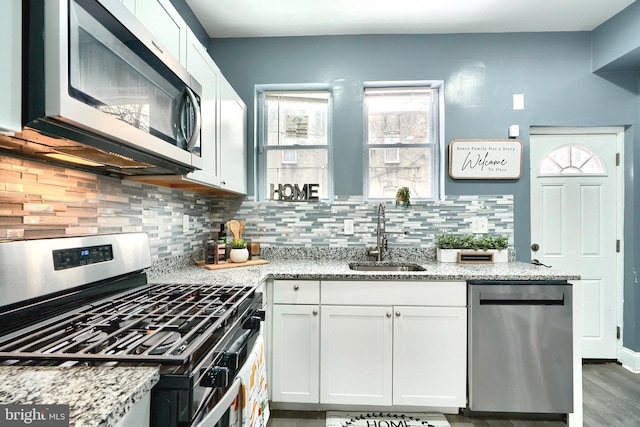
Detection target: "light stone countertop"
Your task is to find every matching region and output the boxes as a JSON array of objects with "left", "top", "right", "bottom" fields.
[
  {"left": 149, "top": 258, "right": 580, "bottom": 286},
  {"left": 0, "top": 257, "right": 575, "bottom": 427},
  {"left": 0, "top": 366, "right": 159, "bottom": 427}
]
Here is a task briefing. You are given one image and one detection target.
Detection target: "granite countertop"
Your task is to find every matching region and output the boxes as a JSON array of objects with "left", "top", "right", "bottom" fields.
[
  {"left": 149, "top": 258, "right": 580, "bottom": 286},
  {"left": 0, "top": 366, "right": 159, "bottom": 427},
  {"left": 0, "top": 257, "right": 575, "bottom": 427}
]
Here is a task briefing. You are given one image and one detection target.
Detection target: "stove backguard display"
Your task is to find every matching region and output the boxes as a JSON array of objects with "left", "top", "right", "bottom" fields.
[{"left": 53, "top": 244, "right": 114, "bottom": 270}]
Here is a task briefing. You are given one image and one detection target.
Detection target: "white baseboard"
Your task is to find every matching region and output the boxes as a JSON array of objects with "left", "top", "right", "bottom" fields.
[{"left": 619, "top": 346, "right": 640, "bottom": 373}]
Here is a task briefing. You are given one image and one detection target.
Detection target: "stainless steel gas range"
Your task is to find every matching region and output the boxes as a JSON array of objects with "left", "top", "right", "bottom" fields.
[{"left": 0, "top": 233, "right": 263, "bottom": 427}]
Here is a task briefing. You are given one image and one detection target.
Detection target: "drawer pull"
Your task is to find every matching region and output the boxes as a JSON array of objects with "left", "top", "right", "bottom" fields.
[{"left": 293, "top": 285, "right": 299, "bottom": 291}]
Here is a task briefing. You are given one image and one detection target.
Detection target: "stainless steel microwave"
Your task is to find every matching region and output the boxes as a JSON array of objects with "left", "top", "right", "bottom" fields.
[{"left": 2, "top": 0, "right": 203, "bottom": 176}]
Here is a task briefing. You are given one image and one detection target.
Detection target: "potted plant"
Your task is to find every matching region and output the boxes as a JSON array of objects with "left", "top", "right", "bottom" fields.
[
  {"left": 395, "top": 187, "right": 411, "bottom": 207},
  {"left": 229, "top": 239, "right": 249, "bottom": 263},
  {"left": 435, "top": 233, "right": 509, "bottom": 262}
]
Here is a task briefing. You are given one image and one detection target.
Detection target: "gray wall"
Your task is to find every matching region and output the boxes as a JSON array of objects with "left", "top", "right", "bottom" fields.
[
  {"left": 205, "top": 32, "right": 640, "bottom": 351},
  {"left": 592, "top": 1, "right": 640, "bottom": 72},
  {"left": 207, "top": 33, "right": 637, "bottom": 250},
  {"left": 171, "top": 0, "right": 640, "bottom": 352}
]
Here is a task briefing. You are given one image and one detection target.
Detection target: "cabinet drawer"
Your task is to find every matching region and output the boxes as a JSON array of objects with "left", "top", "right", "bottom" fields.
[
  {"left": 273, "top": 280, "right": 320, "bottom": 304},
  {"left": 321, "top": 281, "right": 466, "bottom": 306}
]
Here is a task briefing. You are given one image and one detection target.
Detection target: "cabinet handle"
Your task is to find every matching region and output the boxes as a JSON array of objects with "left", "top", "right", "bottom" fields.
[
  {"left": 386, "top": 313, "right": 392, "bottom": 318},
  {"left": 293, "top": 285, "right": 299, "bottom": 291},
  {"left": 395, "top": 311, "right": 401, "bottom": 317},
  {"left": 312, "top": 310, "right": 318, "bottom": 316}
]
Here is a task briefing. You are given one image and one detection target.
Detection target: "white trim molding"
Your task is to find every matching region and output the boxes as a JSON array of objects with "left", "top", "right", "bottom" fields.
[{"left": 619, "top": 347, "right": 640, "bottom": 373}]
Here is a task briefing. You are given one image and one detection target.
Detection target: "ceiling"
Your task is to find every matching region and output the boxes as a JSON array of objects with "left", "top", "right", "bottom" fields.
[{"left": 186, "top": 0, "right": 635, "bottom": 39}]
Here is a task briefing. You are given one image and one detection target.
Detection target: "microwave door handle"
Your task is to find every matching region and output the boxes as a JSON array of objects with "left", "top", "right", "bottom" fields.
[{"left": 184, "top": 86, "right": 202, "bottom": 152}]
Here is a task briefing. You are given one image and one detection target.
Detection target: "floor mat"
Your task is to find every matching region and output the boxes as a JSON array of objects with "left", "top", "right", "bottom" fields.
[{"left": 325, "top": 412, "right": 451, "bottom": 427}]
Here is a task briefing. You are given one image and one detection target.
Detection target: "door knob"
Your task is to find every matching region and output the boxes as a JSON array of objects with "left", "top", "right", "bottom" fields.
[{"left": 531, "top": 243, "right": 540, "bottom": 251}]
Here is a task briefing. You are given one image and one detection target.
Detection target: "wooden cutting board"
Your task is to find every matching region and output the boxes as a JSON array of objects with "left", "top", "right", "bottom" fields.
[{"left": 196, "top": 259, "right": 269, "bottom": 270}]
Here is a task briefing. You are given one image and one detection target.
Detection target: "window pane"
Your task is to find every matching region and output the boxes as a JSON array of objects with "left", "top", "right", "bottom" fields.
[
  {"left": 266, "top": 92, "right": 329, "bottom": 146},
  {"left": 267, "top": 149, "right": 328, "bottom": 199},
  {"left": 368, "top": 147, "right": 432, "bottom": 198},
  {"left": 539, "top": 144, "right": 605, "bottom": 176},
  {"left": 366, "top": 89, "right": 431, "bottom": 145}
]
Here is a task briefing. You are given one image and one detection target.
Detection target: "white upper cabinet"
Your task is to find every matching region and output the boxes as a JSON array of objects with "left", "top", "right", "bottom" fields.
[
  {"left": 184, "top": 29, "right": 221, "bottom": 187},
  {"left": 121, "top": 0, "right": 248, "bottom": 194},
  {"left": 121, "top": 0, "right": 187, "bottom": 65},
  {"left": 0, "top": 0, "right": 22, "bottom": 134},
  {"left": 219, "top": 78, "right": 247, "bottom": 194}
]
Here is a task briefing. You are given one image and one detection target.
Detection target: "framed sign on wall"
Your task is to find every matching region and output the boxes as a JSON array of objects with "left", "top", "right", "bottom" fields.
[{"left": 448, "top": 139, "right": 523, "bottom": 179}]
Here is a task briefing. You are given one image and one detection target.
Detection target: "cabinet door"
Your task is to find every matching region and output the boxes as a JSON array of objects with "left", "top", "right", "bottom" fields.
[
  {"left": 219, "top": 79, "right": 247, "bottom": 194},
  {"left": 0, "top": 0, "right": 21, "bottom": 133},
  {"left": 184, "top": 29, "right": 220, "bottom": 186},
  {"left": 393, "top": 306, "right": 467, "bottom": 407},
  {"left": 320, "top": 305, "right": 392, "bottom": 406},
  {"left": 123, "top": 0, "right": 187, "bottom": 65},
  {"left": 271, "top": 304, "right": 320, "bottom": 403}
]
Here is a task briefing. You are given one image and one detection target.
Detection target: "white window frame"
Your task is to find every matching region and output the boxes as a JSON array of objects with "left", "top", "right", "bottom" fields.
[
  {"left": 255, "top": 84, "right": 333, "bottom": 201},
  {"left": 364, "top": 81, "right": 445, "bottom": 201}
]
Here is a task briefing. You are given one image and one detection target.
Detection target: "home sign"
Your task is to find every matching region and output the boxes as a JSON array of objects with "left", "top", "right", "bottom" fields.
[
  {"left": 270, "top": 183, "right": 320, "bottom": 201},
  {"left": 449, "top": 139, "right": 523, "bottom": 179}
]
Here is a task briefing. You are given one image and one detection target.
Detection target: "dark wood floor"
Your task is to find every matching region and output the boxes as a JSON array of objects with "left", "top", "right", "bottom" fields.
[
  {"left": 268, "top": 362, "right": 640, "bottom": 427},
  {"left": 583, "top": 362, "right": 640, "bottom": 427}
]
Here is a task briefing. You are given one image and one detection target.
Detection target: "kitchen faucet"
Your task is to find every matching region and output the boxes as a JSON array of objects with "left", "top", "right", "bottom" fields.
[{"left": 366, "top": 203, "right": 408, "bottom": 261}]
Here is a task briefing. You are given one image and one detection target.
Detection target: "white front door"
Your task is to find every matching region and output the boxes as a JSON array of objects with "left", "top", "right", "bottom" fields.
[{"left": 530, "top": 129, "right": 621, "bottom": 359}]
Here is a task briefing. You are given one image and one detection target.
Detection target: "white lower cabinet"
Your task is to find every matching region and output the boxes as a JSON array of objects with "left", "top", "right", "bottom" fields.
[
  {"left": 268, "top": 279, "right": 467, "bottom": 409},
  {"left": 320, "top": 305, "right": 393, "bottom": 405},
  {"left": 392, "top": 306, "right": 467, "bottom": 407},
  {"left": 270, "top": 280, "right": 320, "bottom": 404},
  {"left": 271, "top": 304, "right": 320, "bottom": 403}
]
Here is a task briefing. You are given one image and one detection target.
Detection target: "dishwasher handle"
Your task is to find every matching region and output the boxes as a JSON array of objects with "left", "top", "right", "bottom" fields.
[{"left": 479, "top": 291, "right": 566, "bottom": 306}]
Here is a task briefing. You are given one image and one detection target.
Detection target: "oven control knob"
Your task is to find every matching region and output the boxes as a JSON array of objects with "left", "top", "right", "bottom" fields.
[
  {"left": 242, "top": 316, "right": 262, "bottom": 331},
  {"left": 200, "top": 367, "right": 229, "bottom": 388}
]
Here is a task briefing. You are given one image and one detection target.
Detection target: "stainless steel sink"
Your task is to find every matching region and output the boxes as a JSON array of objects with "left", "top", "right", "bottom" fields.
[{"left": 348, "top": 263, "right": 426, "bottom": 272}]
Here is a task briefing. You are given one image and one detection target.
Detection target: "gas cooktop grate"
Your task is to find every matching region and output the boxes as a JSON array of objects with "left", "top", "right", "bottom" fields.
[{"left": 0, "top": 283, "right": 258, "bottom": 365}]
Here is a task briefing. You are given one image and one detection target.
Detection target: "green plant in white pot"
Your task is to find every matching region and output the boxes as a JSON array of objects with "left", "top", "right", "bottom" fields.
[
  {"left": 229, "top": 239, "right": 249, "bottom": 263},
  {"left": 435, "top": 233, "right": 509, "bottom": 262}
]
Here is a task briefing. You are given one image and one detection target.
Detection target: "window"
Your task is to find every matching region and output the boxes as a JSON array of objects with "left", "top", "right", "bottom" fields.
[
  {"left": 365, "top": 85, "right": 441, "bottom": 200},
  {"left": 539, "top": 144, "right": 606, "bottom": 176},
  {"left": 259, "top": 90, "right": 331, "bottom": 200}
]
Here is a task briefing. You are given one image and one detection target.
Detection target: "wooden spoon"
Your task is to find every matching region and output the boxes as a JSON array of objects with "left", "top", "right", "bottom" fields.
[
  {"left": 238, "top": 220, "right": 246, "bottom": 240},
  {"left": 226, "top": 220, "right": 240, "bottom": 240}
]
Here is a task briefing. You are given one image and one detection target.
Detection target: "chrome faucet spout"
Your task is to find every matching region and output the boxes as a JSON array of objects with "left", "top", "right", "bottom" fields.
[
  {"left": 366, "top": 203, "right": 387, "bottom": 261},
  {"left": 366, "top": 203, "right": 409, "bottom": 261}
]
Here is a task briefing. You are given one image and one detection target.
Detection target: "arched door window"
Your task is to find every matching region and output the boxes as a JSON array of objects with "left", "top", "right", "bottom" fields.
[{"left": 539, "top": 144, "right": 606, "bottom": 176}]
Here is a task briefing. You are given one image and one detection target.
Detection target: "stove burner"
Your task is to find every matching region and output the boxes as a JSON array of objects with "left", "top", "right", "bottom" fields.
[
  {"left": 137, "top": 331, "right": 181, "bottom": 355},
  {"left": 0, "top": 282, "right": 259, "bottom": 365}
]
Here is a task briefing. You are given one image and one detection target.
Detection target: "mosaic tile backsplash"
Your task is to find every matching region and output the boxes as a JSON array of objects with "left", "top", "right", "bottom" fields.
[
  {"left": 0, "top": 155, "right": 513, "bottom": 264},
  {"left": 210, "top": 195, "right": 514, "bottom": 251},
  {"left": 0, "top": 155, "right": 215, "bottom": 260}
]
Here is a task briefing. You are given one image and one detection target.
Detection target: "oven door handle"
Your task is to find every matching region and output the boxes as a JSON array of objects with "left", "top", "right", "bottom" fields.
[{"left": 193, "top": 377, "right": 241, "bottom": 427}]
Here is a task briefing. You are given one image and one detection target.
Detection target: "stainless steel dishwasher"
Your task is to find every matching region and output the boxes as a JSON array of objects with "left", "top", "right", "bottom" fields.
[{"left": 468, "top": 280, "right": 573, "bottom": 414}]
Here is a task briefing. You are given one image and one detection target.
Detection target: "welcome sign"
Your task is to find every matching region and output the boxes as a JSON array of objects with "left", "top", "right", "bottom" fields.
[{"left": 448, "top": 139, "right": 523, "bottom": 180}]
